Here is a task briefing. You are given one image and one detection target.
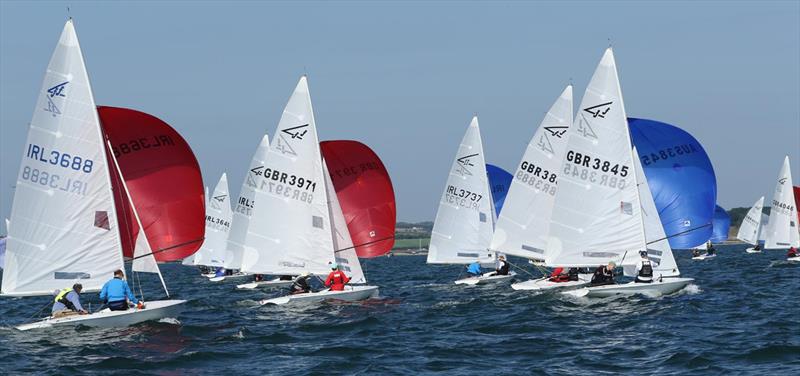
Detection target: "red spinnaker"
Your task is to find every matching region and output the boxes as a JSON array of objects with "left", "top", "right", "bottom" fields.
[
  {"left": 794, "top": 186, "right": 800, "bottom": 223},
  {"left": 321, "top": 140, "right": 396, "bottom": 258},
  {"left": 98, "top": 106, "right": 205, "bottom": 262}
]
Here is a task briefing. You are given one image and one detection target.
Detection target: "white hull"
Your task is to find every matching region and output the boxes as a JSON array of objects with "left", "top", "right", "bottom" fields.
[
  {"left": 788, "top": 256, "right": 800, "bottom": 262},
  {"left": 209, "top": 272, "right": 252, "bottom": 282},
  {"left": 571, "top": 278, "right": 693, "bottom": 298},
  {"left": 260, "top": 285, "right": 379, "bottom": 305},
  {"left": 511, "top": 275, "right": 591, "bottom": 292},
  {"left": 745, "top": 247, "right": 762, "bottom": 254},
  {"left": 455, "top": 271, "right": 516, "bottom": 285},
  {"left": 236, "top": 278, "right": 294, "bottom": 290},
  {"left": 201, "top": 273, "right": 217, "bottom": 278},
  {"left": 692, "top": 254, "right": 716, "bottom": 260},
  {"left": 15, "top": 300, "right": 186, "bottom": 331}
]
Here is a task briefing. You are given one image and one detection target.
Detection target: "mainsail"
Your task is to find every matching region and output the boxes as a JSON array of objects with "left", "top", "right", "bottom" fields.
[
  {"left": 240, "top": 77, "right": 335, "bottom": 275},
  {"left": 1, "top": 20, "right": 125, "bottom": 296},
  {"left": 546, "top": 48, "right": 645, "bottom": 268},
  {"left": 428, "top": 117, "right": 494, "bottom": 264},
  {"left": 764, "top": 156, "right": 799, "bottom": 249},
  {"left": 190, "top": 173, "right": 232, "bottom": 267},
  {"left": 736, "top": 196, "right": 765, "bottom": 246},
  {"left": 225, "top": 135, "right": 269, "bottom": 270},
  {"left": 491, "top": 86, "right": 573, "bottom": 261}
]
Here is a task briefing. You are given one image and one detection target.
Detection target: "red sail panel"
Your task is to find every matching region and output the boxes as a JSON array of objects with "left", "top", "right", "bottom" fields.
[
  {"left": 98, "top": 106, "right": 205, "bottom": 262},
  {"left": 795, "top": 186, "right": 800, "bottom": 223},
  {"left": 321, "top": 140, "right": 396, "bottom": 258}
]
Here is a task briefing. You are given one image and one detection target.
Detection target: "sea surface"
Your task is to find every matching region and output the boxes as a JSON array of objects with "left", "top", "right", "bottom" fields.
[{"left": 1, "top": 243, "right": 798, "bottom": 375}]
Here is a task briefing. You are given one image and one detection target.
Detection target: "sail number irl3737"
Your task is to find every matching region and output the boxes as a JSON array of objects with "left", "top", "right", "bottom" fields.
[
  {"left": 445, "top": 185, "right": 482, "bottom": 210},
  {"left": 20, "top": 143, "right": 94, "bottom": 195}
]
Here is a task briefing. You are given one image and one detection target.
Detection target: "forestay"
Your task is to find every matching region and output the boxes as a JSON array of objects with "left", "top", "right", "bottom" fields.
[
  {"left": 225, "top": 135, "right": 269, "bottom": 270},
  {"left": 490, "top": 86, "right": 573, "bottom": 261},
  {"left": 546, "top": 48, "right": 646, "bottom": 269},
  {"left": 428, "top": 117, "right": 494, "bottom": 264},
  {"left": 1, "top": 21, "right": 125, "bottom": 296},
  {"left": 764, "top": 156, "right": 799, "bottom": 249},
  {"left": 632, "top": 148, "right": 679, "bottom": 277},
  {"left": 241, "top": 77, "right": 335, "bottom": 275},
  {"left": 736, "top": 197, "right": 764, "bottom": 246},
  {"left": 191, "top": 173, "right": 232, "bottom": 267},
  {"left": 324, "top": 163, "right": 366, "bottom": 284}
]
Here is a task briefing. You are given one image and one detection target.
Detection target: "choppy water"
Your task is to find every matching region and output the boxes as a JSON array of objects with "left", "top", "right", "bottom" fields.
[{"left": 1, "top": 244, "right": 799, "bottom": 375}]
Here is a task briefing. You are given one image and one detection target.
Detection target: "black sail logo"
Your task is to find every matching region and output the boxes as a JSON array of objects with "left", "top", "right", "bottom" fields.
[
  {"left": 210, "top": 194, "right": 227, "bottom": 210},
  {"left": 584, "top": 102, "right": 612, "bottom": 118},
  {"left": 537, "top": 126, "right": 569, "bottom": 154},
  {"left": 247, "top": 166, "right": 264, "bottom": 187},
  {"left": 275, "top": 124, "right": 309, "bottom": 156},
  {"left": 456, "top": 153, "right": 478, "bottom": 176},
  {"left": 779, "top": 177, "right": 788, "bottom": 185}
]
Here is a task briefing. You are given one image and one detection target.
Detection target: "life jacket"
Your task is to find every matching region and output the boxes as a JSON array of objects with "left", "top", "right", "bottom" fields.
[
  {"left": 54, "top": 288, "right": 76, "bottom": 311},
  {"left": 638, "top": 260, "right": 653, "bottom": 280},
  {"left": 567, "top": 268, "right": 579, "bottom": 281}
]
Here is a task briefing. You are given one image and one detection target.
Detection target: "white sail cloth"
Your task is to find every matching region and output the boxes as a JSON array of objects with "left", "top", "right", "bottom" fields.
[
  {"left": 736, "top": 196, "right": 765, "bottom": 246},
  {"left": 546, "top": 48, "right": 645, "bottom": 269},
  {"left": 191, "top": 173, "right": 233, "bottom": 267},
  {"left": 428, "top": 117, "right": 494, "bottom": 264},
  {"left": 490, "top": 86, "right": 573, "bottom": 261},
  {"left": 225, "top": 135, "right": 269, "bottom": 270},
  {"left": 1, "top": 21, "right": 125, "bottom": 296},
  {"left": 764, "top": 156, "right": 799, "bottom": 249}
]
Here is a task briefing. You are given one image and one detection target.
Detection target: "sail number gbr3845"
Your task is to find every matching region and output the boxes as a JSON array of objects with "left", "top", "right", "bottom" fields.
[{"left": 563, "top": 150, "right": 629, "bottom": 189}]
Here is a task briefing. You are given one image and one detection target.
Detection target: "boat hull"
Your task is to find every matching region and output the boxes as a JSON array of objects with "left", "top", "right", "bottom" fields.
[
  {"left": 15, "top": 299, "right": 186, "bottom": 331},
  {"left": 579, "top": 278, "right": 694, "bottom": 298},
  {"left": 455, "top": 271, "right": 516, "bottom": 285},
  {"left": 236, "top": 278, "right": 294, "bottom": 290},
  {"left": 259, "top": 285, "right": 379, "bottom": 305},
  {"left": 692, "top": 254, "right": 716, "bottom": 260},
  {"left": 788, "top": 256, "right": 800, "bottom": 262},
  {"left": 511, "top": 275, "right": 590, "bottom": 292},
  {"left": 209, "top": 272, "right": 252, "bottom": 282},
  {"left": 745, "top": 248, "right": 762, "bottom": 254}
]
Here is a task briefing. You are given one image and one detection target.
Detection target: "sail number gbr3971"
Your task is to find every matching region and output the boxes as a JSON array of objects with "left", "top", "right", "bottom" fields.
[
  {"left": 562, "top": 150, "right": 629, "bottom": 189},
  {"left": 257, "top": 167, "right": 317, "bottom": 204}
]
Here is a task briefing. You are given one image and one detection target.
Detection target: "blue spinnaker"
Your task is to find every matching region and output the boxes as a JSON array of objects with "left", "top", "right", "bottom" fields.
[
  {"left": 629, "top": 118, "right": 717, "bottom": 249},
  {"left": 486, "top": 164, "right": 513, "bottom": 216},
  {"left": 711, "top": 205, "right": 731, "bottom": 243}
]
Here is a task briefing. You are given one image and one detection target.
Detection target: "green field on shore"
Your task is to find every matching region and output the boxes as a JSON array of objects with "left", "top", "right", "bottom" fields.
[{"left": 392, "top": 238, "right": 430, "bottom": 250}]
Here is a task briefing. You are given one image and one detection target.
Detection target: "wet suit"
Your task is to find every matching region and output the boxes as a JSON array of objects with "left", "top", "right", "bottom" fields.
[
  {"left": 290, "top": 276, "right": 311, "bottom": 295},
  {"left": 590, "top": 266, "right": 615, "bottom": 286}
]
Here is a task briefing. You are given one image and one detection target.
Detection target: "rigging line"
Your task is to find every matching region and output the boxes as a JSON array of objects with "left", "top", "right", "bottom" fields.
[
  {"left": 646, "top": 223, "right": 712, "bottom": 245},
  {"left": 506, "top": 259, "right": 540, "bottom": 279},
  {"left": 333, "top": 235, "right": 395, "bottom": 253},
  {"left": 125, "top": 237, "right": 205, "bottom": 262}
]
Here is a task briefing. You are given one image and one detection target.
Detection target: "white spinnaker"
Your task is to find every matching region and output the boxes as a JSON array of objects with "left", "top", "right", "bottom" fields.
[
  {"left": 736, "top": 196, "right": 765, "bottom": 246},
  {"left": 324, "top": 162, "right": 366, "bottom": 284},
  {"left": 1, "top": 20, "right": 125, "bottom": 296},
  {"left": 241, "top": 77, "right": 335, "bottom": 275},
  {"left": 632, "top": 147, "right": 679, "bottom": 277},
  {"left": 191, "top": 173, "right": 232, "bottom": 267},
  {"left": 225, "top": 134, "right": 269, "bottom": 270},
  {"left": 765, "top": 156, "right": 799, "bottom": 249},
  {"left": 546, "top": 48, "right": 645, "bottom": 269},
  {"left": 427, "top": 117, "right": 494, "bottom": 264},
  {"left": 490, "top": 85, "right": 573, "bottom": 260}
]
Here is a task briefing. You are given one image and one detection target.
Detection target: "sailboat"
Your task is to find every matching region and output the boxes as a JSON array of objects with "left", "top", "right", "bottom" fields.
[
  {"left": 1, "top": 20, "right": 185, "bottom": 330},
  {"left": 238, "top": 76, "right": 378, "bottom": 305},
  {"left": 545, "top": 48, "right": 692, "bottom": 298},
  {"left": 183, "top": 173, "right": 233, "bottom": 273},
  {"left": 427, "top": 117, "right": 514, "bottom": 285},
  {"left": 763, "top": 157, "right": 800, "bottom": 259},
  {"left": 487, "top": 86, "right": 590, "bottom": 291},
  {"left": 738, "top": 197, "right": 765, "bottom": 253}
]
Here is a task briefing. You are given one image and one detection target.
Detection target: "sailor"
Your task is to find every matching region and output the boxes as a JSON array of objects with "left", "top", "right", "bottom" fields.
[
  {"left": 254, "top": 274, "right": 264, "bottom": 282},
  {"left": 692, "top": 249, "right": 701, "bottom": 257},
  {"left": 290, "top": 273, "right": 312, "bottom": 295},
  {"left": 324, "top": 262, "right": 350, "bottom": 291},
  {"left": 466, "top": 260, "right": 483, "bottom": 277},
  {"left": 52, "top": 283, "right": 88, "bottom": 318},
  {"left": 100, "top": 269, "right": 144, "bottom": 311},
  {"left": 753, "top": 244, "right": 761, "bottom": 251},
  {"left": 567, "top": 267, "right": 580, "bottom": 281},
  {"left": 548, "top": 267, "right": 570, "bottom": 283},
  {"left": 495, "top": 255, "right": 510, "bottom": 276},
  {"left": 788, "top": 247, "right": 798, "bottom": 258},
  {"left": 706, "top": 242, "right": 716, "bottom": 256},
  {"left": 634, "top": 251, "right": 654, "bottom": 283},
  {"left": 590, "top": 261, "right": 616, "bottom": 286}
]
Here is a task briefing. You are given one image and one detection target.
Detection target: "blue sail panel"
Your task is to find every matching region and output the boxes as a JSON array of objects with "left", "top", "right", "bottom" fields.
[
  {"left": 486, "top": 164, "right": 513, "bottom": 215},
  {"left": 711, "top": 205, "right": 731, "bottom": 243},
  {"left": 629, "top": 118, "right": 717, "bottom": 249}
]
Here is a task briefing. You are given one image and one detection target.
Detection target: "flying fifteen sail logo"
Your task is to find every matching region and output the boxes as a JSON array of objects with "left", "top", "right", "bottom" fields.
[
  {"left": 779, "top": 177, "right": 788, "bottom": 185},
  {"left": 584, "top": 102, "right": 612, "bottom": 118},
  {"left": 247, "top": 166, "right": 264, "bottom": 188},
  {"left": 275, "top": 124, "right": 309, "bottom": 156},
  {"left": 210, "top": 194, "right": 227, "bottom": 210},
  {"left": 44, "top": 81, "right": 69, "bottom": 117},
  {"left": 456, "top": 153, "right": 478, "bottom": 176},
  {"left": 537, "top": 126, "right": 569, "bottom": 154}
]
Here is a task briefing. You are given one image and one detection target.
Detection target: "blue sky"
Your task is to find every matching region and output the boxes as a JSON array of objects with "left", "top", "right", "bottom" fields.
[{"left": 1, "top": 1, "right": 798, "bottom": 222}]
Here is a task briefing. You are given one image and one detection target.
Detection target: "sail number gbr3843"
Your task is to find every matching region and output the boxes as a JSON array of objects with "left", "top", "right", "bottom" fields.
[{"left": 563, "top": 150, "right": 629, "bottom": 189}]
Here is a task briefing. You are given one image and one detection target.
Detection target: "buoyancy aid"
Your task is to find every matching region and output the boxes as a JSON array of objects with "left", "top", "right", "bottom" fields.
[
  {"left": 54, "top": 288, "right": 76, "bottom": 311},
  {"left": 638, "top": 260, "right": 653, "bottom": 281}
]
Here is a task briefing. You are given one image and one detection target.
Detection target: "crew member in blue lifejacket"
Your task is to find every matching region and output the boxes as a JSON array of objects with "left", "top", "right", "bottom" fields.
[
  {"left": 466, "top": 261, "right": 483, "bottom": 277},
  {"left": 634, "top": 251, "right": 654, "bottom": 283},
  {"left": 100, "top": 269, "right": 144, "bottom": 311},
  {"left": 52, "top": 283, "right": 88, "bottom": 318}
]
